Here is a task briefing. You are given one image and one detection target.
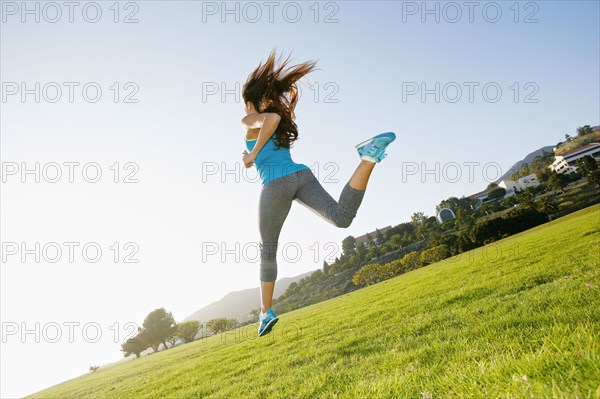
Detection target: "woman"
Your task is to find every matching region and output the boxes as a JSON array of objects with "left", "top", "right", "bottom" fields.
[{"left": 241, "top": 49, "right": 396, "bottom": 337}]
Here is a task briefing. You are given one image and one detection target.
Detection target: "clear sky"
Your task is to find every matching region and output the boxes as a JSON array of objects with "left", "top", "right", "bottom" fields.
[{"left": 1, "top": 1, "right": 599, "bottom": 397}]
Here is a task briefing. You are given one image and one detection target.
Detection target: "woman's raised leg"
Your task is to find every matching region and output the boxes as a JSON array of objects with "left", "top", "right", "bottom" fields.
[{"left": 293, "top": 163, "right": 372, "bottom": 228}]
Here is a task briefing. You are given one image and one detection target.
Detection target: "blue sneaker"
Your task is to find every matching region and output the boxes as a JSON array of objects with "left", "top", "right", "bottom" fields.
[
  {"left": 258, "top": 308, "right": 279, "bottom": 337},
  {"left": 355, "top": 132, "right": 396, "bottom": 163}
]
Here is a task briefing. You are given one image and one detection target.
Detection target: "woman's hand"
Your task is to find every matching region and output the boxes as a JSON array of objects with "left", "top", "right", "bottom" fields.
[{"left": 242, "top": 150, "right": 255, "bottom": 168}]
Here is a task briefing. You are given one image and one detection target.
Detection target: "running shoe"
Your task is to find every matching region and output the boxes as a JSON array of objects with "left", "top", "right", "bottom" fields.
[
  {"left": 258, "top": 308, "right": 279, "bottom": 337},
  {"left": 355, "top": 132, "right": 396, "bottom": 163}
]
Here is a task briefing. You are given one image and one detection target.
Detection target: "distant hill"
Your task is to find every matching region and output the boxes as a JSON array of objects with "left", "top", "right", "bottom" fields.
[
  {"left": 495, "top": 145, "right": 554, "bottom": 183},
  {"left": 183, "top": 271, "right": 314, "bottom": 324}
]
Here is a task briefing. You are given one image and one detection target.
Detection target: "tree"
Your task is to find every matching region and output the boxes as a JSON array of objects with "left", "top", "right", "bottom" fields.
[
  {"left": 142, "top": 308, "right": 177, "bottom": 352},
  {"left": 536, "top": 168, "right": 552, "bottom": 184},
  {"left": 479, "top": 202, "right": 491, "bottom": 215},
  {"left": 487, "top": 186, "right": 506, "bottom": 200},
  {"left": 311, "top": 269, "right": 324, "bottom": 282},
  {"left": 365, "top": 245, "right": 380, "bottom": 260},
  {"left": 355, "top": 243, "right": 367, "bottom": 262},
  {"left": 380, "top": 243, "right": 392, "bottom": 254},
  {"left": 437, "top": 196, "right": 477, "bottom": 216},
  {"left": 375, "top": 228, "right": 384, "bottom": 245},
  {"left": 454, "top": 208, "right": 465, "bottom": 227},
  {"left": 121, "top": 331, "right": 150, "bottom": 358},
  {"left": 501, "top": 196, "right": 519, "bottom": 208},
  {"left": 341, "top": 236, "right": 356, "bottom": 255},
  {"left": 176, "top": 320, "right": 201, "bottom": 343},
  {"left": 411, "top": 212, "right": 427, "bottom": 227},
  {"left": 89, "top": 365, "right": 100, "bottom": 372},
  {"left": 437, "top": 197, "right": 459, "bottom": 213},
  {"left": 547, "top": 172, "right": 569, "bottom": 193},
  {"left": 347, "top": 254, "right": 360, "bottom": 268},
  {"left": 577, "top": 155, "right": 600, "bottom": 188},
  {"left": 206, "top": 318, "right": 237, "bottom": 335},
  {"left": 577, "top": 125, "right": 593, "bottom": 137},
  {"left": 167, "top": 325, "right": 179, "bottom": 347},
  {"left": 366, "top": 233, "right": 375, "bottom": 248},
  {"left": 516, "top": 191, "right": 535, "bottom": 209},
  {"left": 536, "top": 197, "right": 558, "bottom": 215},
  {"left": 455, "top": 207, "right": 474, "bottom": 228},
  {"left": 410, "top": 212, "right": 429, "bottom": 240},
  {"left": 565, "top": 134, "right": 572, "bottom": 141},
  {"left": 322, "top": 261, "right": 331, "bottom": 276},
  {"left": 390, "top": 234, "right": 402, "bottom": 250},
  {"left": 287, "top": 281, "right": 298, "bottom": 293},
  {"left": 505, "top": 207, "right": 549, "bottom": 231},
  {"left": 486, "top": 182, "right": 506, "bottom": 200}
]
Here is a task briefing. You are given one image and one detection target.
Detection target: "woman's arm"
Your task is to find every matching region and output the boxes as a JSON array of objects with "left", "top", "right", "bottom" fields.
[{"left": 242, "top": 112, "right": 281, "bottom": 163}]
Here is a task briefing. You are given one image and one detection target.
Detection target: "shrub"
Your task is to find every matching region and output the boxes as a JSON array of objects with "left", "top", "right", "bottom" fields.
[
  {"left": 505, "top": 207, "right": 549, "bottom": 232},
  {"left": 419, "top": 245, "right": 449, "bottom": 265},
  {"left": 400, "top": 251, "right": 421, "bottom": 270},
  {"left": 469, "top": 207, "right": 548, "bottom": 246},
  {"left": 352, "top": 261, "right": 403, "bottom": 287}
]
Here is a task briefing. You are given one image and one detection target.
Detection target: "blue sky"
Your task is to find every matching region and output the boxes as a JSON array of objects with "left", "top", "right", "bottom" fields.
[{"left": 1, "top": 1, "right": 599, "bottom": 397}]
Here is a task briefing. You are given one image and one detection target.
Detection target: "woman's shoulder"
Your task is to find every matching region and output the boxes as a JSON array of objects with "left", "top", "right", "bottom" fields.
[{"left": 244, "top": 127, "right": 260, "bottom": 141}]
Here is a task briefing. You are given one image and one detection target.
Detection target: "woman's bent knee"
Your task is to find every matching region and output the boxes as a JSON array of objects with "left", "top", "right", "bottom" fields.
[
  {"left": 332, "top": 208, "right": 355, "bottom": 228},
  {"left": 260, "top": 265, "right": 277, "bottom": 281},
  {"left": 335, "top": 217, "right": 353, "bottom": 228}
]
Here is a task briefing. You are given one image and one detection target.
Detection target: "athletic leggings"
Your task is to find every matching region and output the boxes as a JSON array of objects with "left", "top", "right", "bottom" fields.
[{"left": 259, "top": 168, "right": 366, "bottom": 282}]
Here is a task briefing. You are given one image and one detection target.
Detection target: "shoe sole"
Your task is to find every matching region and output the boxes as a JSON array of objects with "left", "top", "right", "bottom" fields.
[
  {"left": 355, "top": 132, "right": 396, "bottom": 149},
  {"left": 258, "top": 316, "right": 279, "bottom": 337}
]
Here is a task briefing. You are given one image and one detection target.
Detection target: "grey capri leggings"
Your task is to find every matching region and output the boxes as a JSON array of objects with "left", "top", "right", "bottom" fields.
[{"left": 259, "top": 168, "right": 366, "bottom": 282}]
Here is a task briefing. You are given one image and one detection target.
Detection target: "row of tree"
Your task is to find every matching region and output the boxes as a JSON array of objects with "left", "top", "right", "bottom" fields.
[{"left": 118, "top": 308, "right": 237, "bottom": 360}]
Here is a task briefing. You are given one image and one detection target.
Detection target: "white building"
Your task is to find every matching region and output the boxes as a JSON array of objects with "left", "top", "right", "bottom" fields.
[
  {"left": 550, "top": 143, "right": 600, "bottom": 174},
  {"left": 436, "top": 208, "right": 455, "bottom": 224},
  {"left": 467, "top": 189, "right": 488, "bottom": 208},
  {"left": 498, "top": 180, "right": 519, "bottom": 197},
  {"left": 497, "top": 173, "right": 541, "bottom": 197}
]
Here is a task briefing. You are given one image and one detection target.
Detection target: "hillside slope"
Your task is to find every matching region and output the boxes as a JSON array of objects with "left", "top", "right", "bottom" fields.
[
  {"left": 555, "top": 131, "right": 600, "bottom": 156},
  {"left": 27, "top": 205, "right": 600, "bottom": 399}
]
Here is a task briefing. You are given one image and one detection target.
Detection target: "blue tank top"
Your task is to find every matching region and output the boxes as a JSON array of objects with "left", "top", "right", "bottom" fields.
[{"left": 245, "top": 133, "right": 310, "bottom": 186}]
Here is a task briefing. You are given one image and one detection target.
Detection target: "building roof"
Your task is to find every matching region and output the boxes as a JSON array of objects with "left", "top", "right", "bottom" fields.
[
  {"left": 467, "top": 189, "right": 487, "bottom": 199},
  {"left": 561, "top": 142, "right": 600, "bottom": 158},
  {"left": 355, "top": 225, "right": 392, "bottom": 246}
]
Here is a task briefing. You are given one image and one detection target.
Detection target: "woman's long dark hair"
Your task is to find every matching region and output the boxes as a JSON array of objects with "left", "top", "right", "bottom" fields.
[{"left": 242, "top": 49, "right": 319, "bottom": 149}]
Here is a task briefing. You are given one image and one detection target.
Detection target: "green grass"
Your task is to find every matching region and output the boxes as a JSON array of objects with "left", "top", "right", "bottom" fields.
[
  {"left": 552, "top": 180, "right": 600, "bottom": 217},
  {"left": 28, "top": 206, "right": 600, "bottom": 399}
]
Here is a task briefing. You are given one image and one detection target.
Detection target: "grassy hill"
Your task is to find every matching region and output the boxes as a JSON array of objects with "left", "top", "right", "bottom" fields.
[
  {"left": 555, "top": 131, "right": 600, "bottom": 156},
  {"left": 27, "top": 205, "right": 600, "bottom": 399}
]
